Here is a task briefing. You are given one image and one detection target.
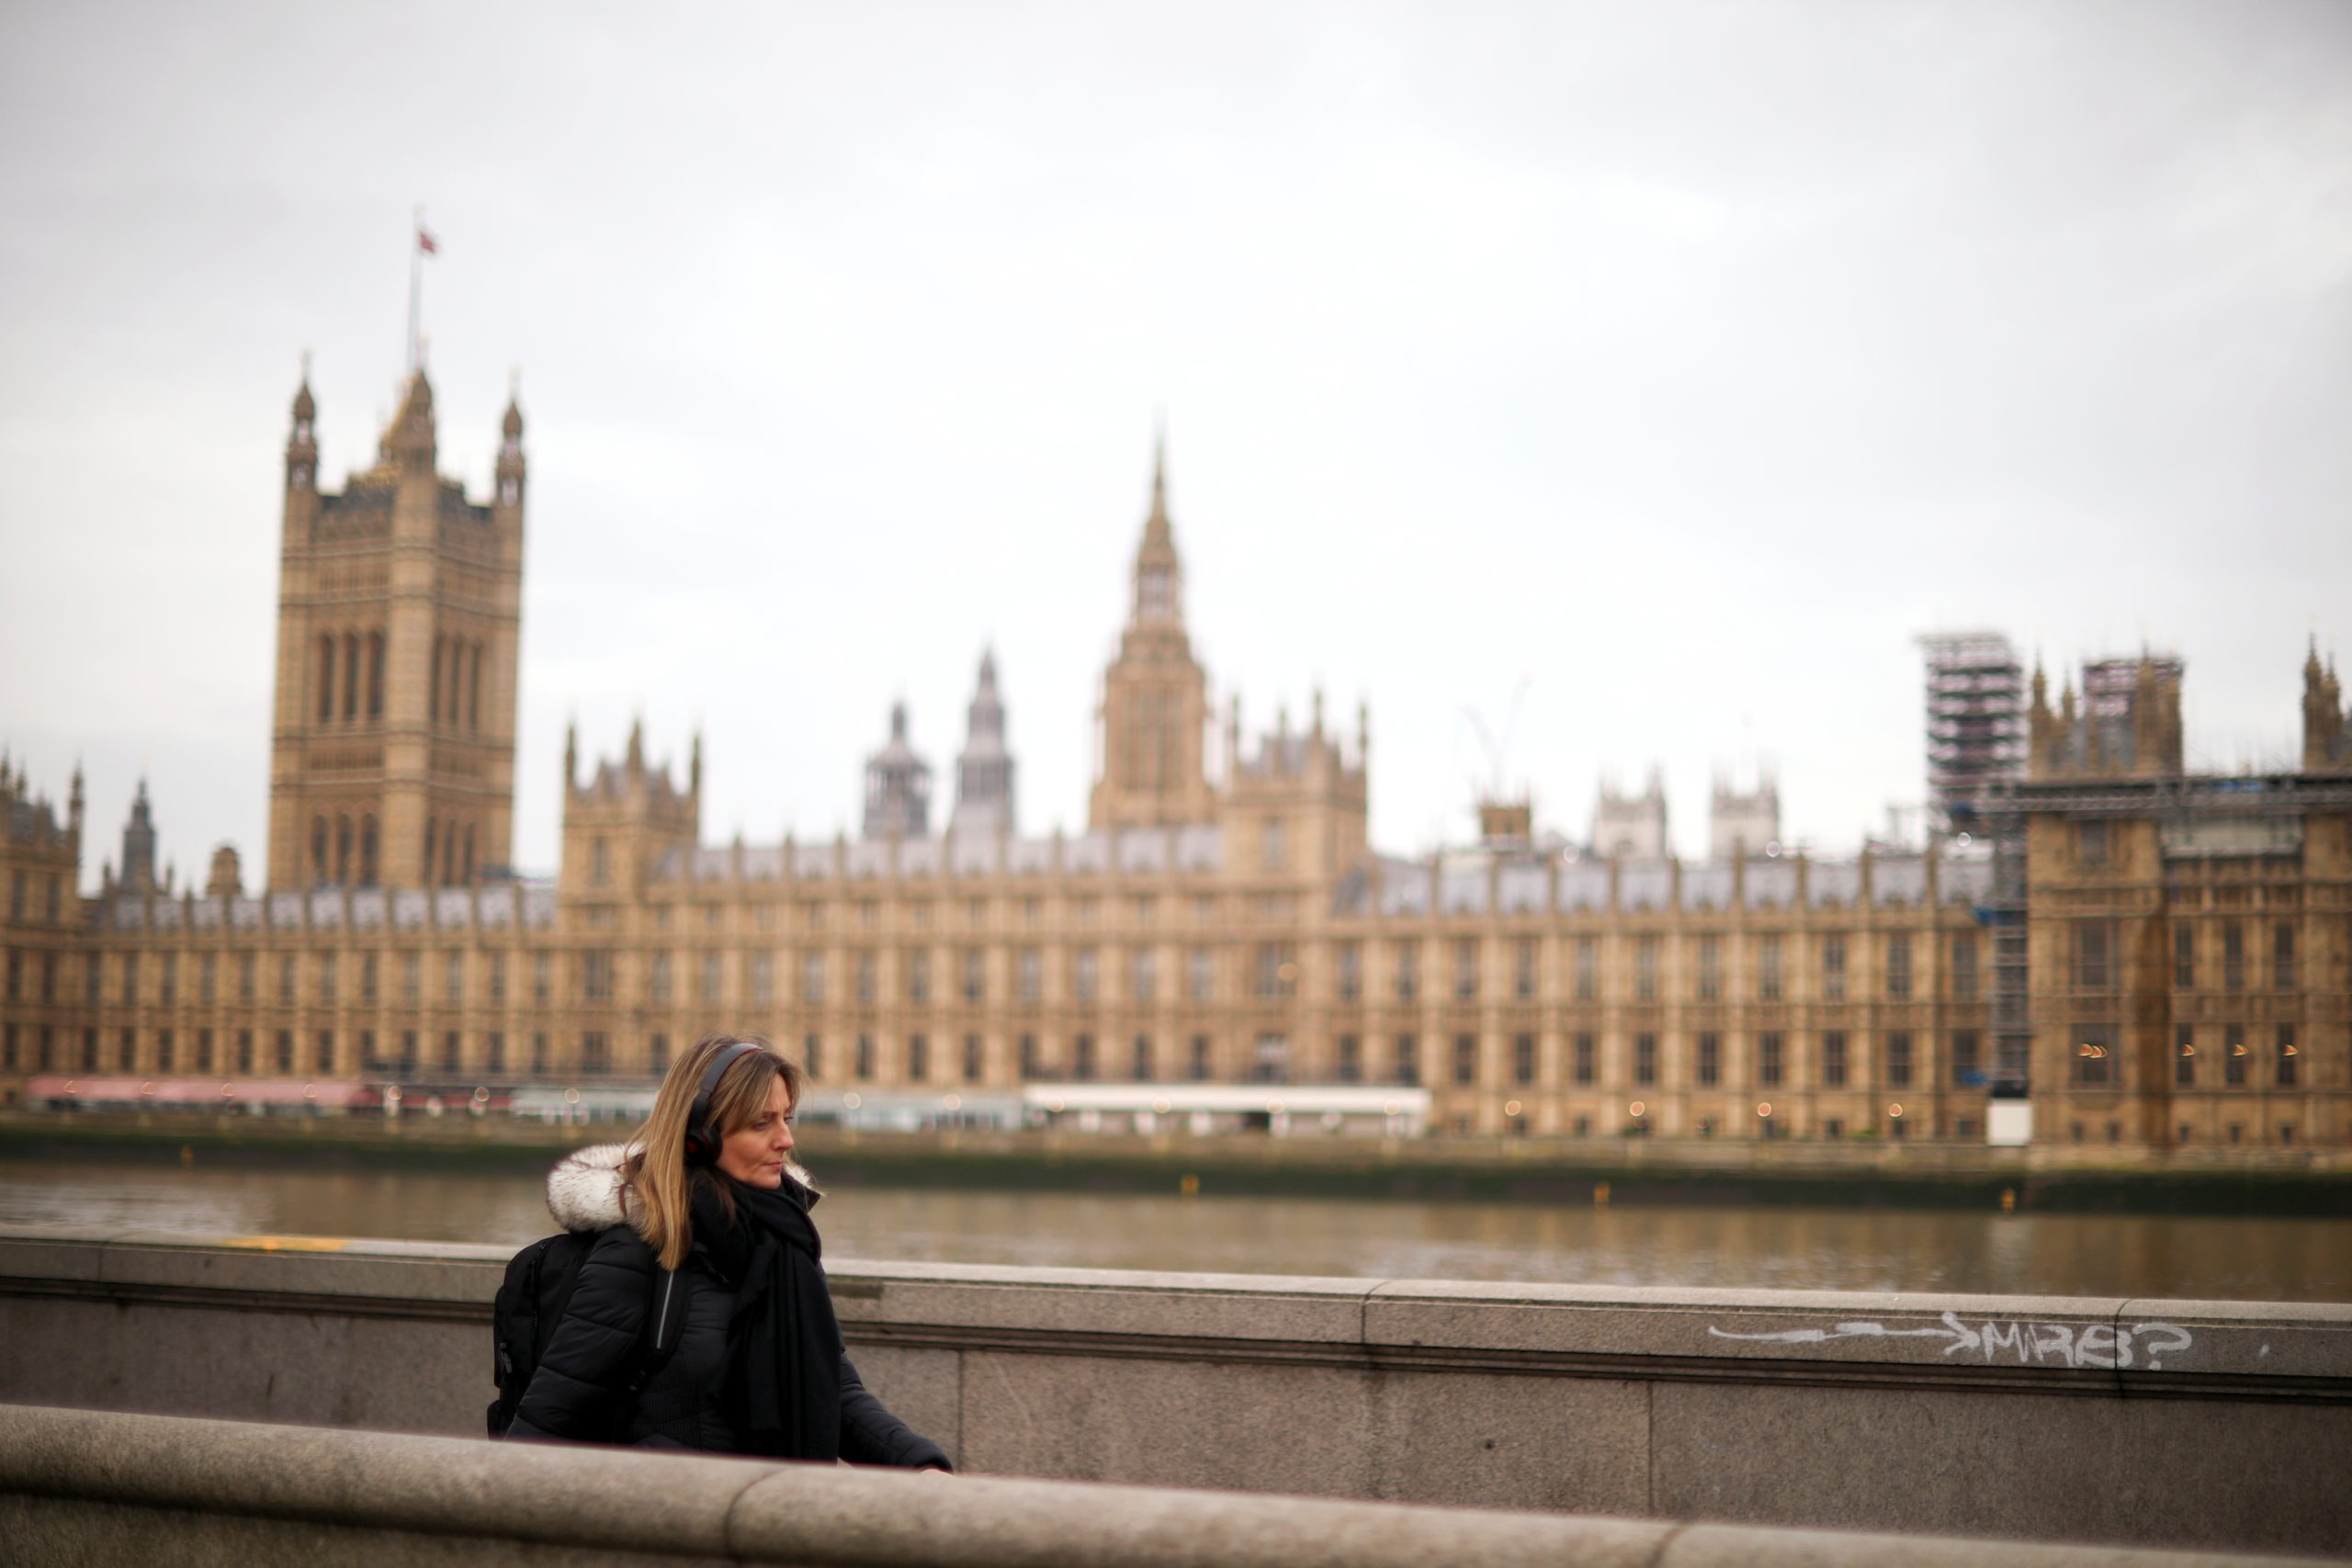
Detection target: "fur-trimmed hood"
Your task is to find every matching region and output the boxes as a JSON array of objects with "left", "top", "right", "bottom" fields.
[{"left": 545, "top": 1143, "right": 820, "bottom": 1235}]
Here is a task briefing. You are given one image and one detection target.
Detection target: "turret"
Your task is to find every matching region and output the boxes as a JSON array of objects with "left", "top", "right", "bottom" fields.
[
  {"left": 119, "top": 779, "right": 157, "bottom": 894},
  {"left": 2304, "top": 640, "right": 2348, "bottom": 773},
  {"left": 863, "top": 702, "right": 933, "bottom": 840},
  {"left": 949, "top": 649, "right": 1017, "bottom": 840},
  {"left": 286, "top": 363, "right": 319, "bottom": 497},
  {"left": 496, "top": 380, "right": 526, "bottom": 510}
]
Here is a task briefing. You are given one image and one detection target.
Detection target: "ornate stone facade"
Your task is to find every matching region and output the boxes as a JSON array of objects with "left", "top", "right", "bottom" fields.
[{"left": 1, "top": 370, "right": 2345, "bottom": 1151}]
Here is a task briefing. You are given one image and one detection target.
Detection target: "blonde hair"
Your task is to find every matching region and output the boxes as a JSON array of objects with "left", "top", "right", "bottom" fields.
[{"left": 622, "top": 1032, "right": 806, "bottom": 1270}]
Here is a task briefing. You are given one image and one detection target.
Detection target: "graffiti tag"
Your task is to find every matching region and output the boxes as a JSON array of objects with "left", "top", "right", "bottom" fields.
[{"left": 1707, "top": 1311, "right": 2194, "bottom": 1370}]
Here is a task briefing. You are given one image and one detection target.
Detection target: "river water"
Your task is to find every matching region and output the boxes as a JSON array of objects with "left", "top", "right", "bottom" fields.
[{"left": 1, "top": 1160, "right": 2344, "bottom": 1302}]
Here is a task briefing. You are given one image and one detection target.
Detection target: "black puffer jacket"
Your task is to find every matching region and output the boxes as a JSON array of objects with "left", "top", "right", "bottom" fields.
[{"left": 506, "top": 1144, "right": 948, "bottom": 1467}]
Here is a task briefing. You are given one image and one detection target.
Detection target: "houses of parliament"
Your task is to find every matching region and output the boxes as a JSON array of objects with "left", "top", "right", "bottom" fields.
[{"left": 3, "top": 356, "right": 2348, "bottom": 1153}]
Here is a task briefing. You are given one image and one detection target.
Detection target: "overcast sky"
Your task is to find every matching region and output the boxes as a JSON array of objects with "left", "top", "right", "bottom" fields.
[{"left": 3, "top": 1, "right": 2347, "bottom": 886}]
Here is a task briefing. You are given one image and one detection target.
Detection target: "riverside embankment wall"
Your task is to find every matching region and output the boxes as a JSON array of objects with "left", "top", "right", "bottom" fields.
[
  {"left": 8, "top": 1113, "right": 2352, "bottom": 1212},
  {"left": 4, "top": 1405, "right": 2336, "bottom": 1568},
  {"left": 0, "top": 1226, "right": 2346, "bottom": 1557}
]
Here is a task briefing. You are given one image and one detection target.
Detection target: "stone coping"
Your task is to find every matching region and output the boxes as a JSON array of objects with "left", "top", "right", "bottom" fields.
[
  {"left": 0, "top": 1404, "right": 2331, "bottom": 1568},
  {"left": 4, "top": 1224, "right": 2348, "bottom": 1395}
]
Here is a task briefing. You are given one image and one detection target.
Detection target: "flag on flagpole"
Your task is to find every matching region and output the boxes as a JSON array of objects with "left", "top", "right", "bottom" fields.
[{"left": 416, "top": 226, "right": 439, "bottom": 255}]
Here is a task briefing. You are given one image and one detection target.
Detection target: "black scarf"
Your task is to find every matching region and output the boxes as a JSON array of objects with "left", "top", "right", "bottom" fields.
[{"left": 690, "top": 1172, "right": 843, "bottom": 1461}]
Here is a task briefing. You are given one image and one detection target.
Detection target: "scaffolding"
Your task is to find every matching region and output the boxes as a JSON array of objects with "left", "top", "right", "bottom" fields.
[{"left": 1917, "top": 631, "right": 2028, "bottom": 822}]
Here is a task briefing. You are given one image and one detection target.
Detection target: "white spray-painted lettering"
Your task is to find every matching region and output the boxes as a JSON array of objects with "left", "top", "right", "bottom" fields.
[{"left": 1708, "top": 1312, "right": 2195, "bottom": 1370}]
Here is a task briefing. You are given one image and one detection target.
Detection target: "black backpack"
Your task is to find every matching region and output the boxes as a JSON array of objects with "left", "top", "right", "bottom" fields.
[{"left": 487, "top": 1230, "right": 687, "bottom": 1438}]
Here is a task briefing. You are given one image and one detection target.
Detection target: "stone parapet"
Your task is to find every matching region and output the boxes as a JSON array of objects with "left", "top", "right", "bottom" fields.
[
  {"left": 1, "top": 1228, "right": 2347, "bottom": 1554},
  {"left": 0, "top": 1404, "right": 2335, "bottom": 1568}
]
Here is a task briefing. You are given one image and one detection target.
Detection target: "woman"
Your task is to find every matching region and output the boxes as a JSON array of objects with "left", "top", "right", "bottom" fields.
[{"left": 507, "top": 1032, "right": 950, "bottom": 1468}]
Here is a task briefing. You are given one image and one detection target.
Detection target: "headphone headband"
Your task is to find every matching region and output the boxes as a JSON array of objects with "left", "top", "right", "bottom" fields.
[{"left": 683, "top": 1041, "right": 767, "bottom": 1167}]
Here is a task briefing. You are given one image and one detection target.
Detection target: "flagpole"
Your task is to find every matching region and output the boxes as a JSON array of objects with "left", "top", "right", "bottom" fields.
[{"left": 407, "top": 206, "right": 424, "bottom": 375}]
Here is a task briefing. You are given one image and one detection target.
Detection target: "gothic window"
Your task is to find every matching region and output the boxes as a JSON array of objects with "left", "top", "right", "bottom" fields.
[
  {"left": 1187, "top": 946, "right": 1213, "bottom": 1000},
  {"left": 1130, "top": 1033, "right": 1153, "bottom": 1081},
  {"left": 463, "top": 823, "right": 476, "bottom": 881},
  {"left": 1951, "top": 1030, "right": 1981, "bottom": 1086},
  {"left": 1391, "top": 1034, "right": 1419, "bottom": 1085},
  {"left": 1129, "top": 948, "right": 1154, "bottom": 1002},
  {"left": 312, "top": 817, "right": 329, "bottom": 882},
  {"left": 335, "top": 817, "right": 353, "bottom": 884},
  {"left": 468, "top": 643, "right": 483, "bottom": 729},
  {"left": 1758, "top": 1032, "right": 1783, "bottom": 1088},
  {"left": 343, "top": 632, "right": 360, "bottom": 718},
  {"left": 1886, "top": 1032, "right": 1914, "bottom": 1088},
  {"left": 424, "top": 820, "right": 438, "bottom": 884},
  {"left": 1885, "top": 933, "right": 1912, "bottom": 999},
  {"left": 1758, "top": 933, "right": 1784, "bottom": 1000},
  {"left": 366, "top": 633, "right": 385, "bottom": 718},
  {"left": 1254, "top": 943, "right": 1295, "bottom": 999},
  {"left": 963, "top": 1033, "right": 984, "bottom": 1082},
  {"left": 429, "top": 639, "right": 443, "bottom": 723},
  {"left": 1250, "top": 1033, "right": 1289, "bottom": 1085},
  {"left": 1821, "top": 1031, "right": 1849, "bottom": 1087},
  {"left": 360, "top": 817, "right": 379, "bottom": 886},
  {"left": 318, "top": 637, "right": 336, "bottom": 722}
]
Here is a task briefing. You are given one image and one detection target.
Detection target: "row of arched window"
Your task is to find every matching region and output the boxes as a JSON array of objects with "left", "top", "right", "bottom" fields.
[
  {"left": 430, "top": 635, "right": 487, "bottom": 729},
  {"left": 310, "top": 814, "right": 379, "bottom": 887},
  {"left": 424, "top": 817, "right": 477, "bottom": 886},
  {"left": 306, "top": 814, "right": 478, "bottom": 887},
  {"left": 315, "top": 630, "right": 387, "bottom": 723}
]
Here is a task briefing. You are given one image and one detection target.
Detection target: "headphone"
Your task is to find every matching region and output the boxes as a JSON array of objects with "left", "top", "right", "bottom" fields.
[{"left": 682, "top": 1041, "right": 768, "bottom": 1167}]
